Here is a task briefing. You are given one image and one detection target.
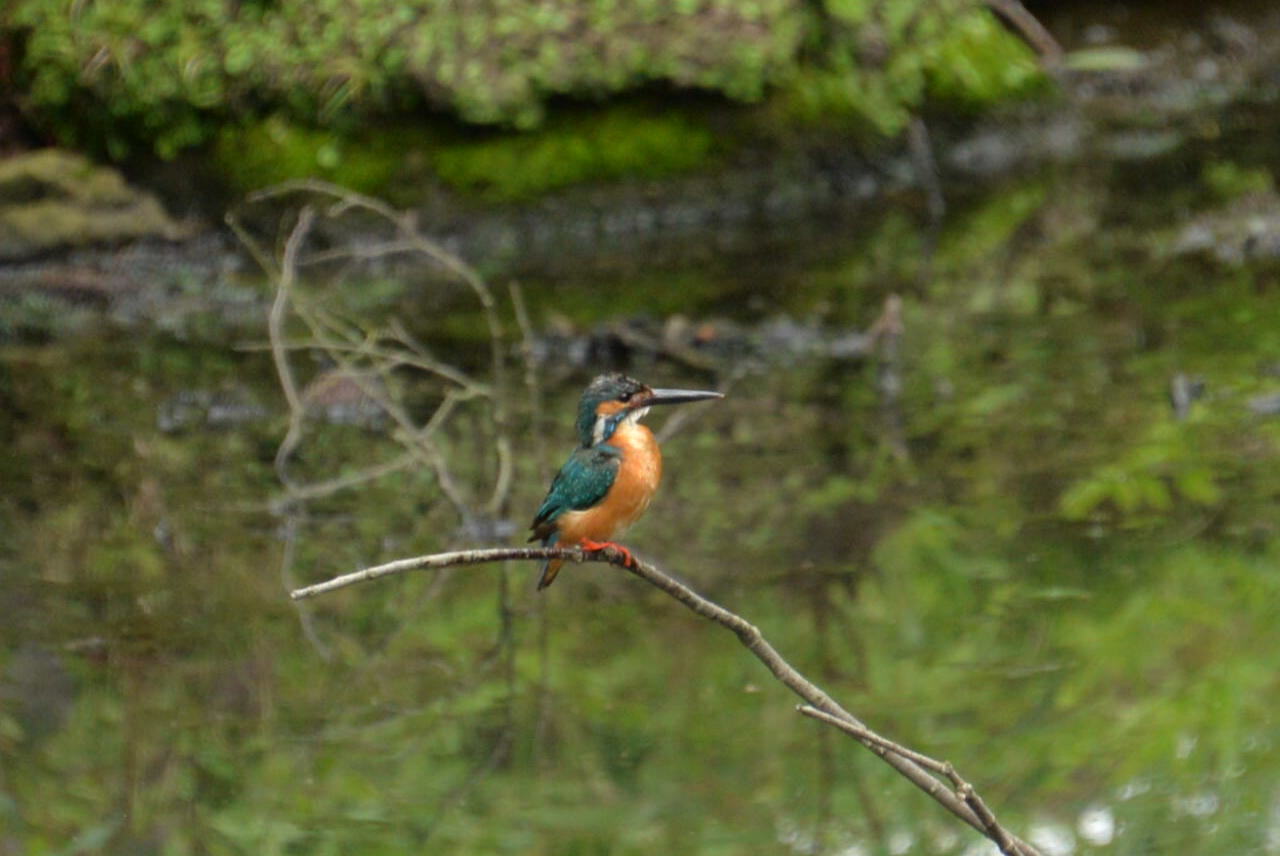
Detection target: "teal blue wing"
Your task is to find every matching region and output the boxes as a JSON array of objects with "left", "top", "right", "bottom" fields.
[{"left": 529, "top": 445, "right": 621, "bottom": 544}]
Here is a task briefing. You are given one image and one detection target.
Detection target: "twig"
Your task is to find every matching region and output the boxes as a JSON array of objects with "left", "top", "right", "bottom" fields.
[
  {"left": 607, "top": 322, "right": 721, "bottom": 373},
  {"left": 798, "top": 705, "right": 1032, "bottom": 856},
  {"left": 985, "top": 0, "right": 1064, "bottom": 66},
  {"left": 237, "top": 338, "right": 485, "bottom": 392},
  {"left": 291, "top": 547, "right": 575, "bottom": 599},
  {"left": 797, "top": 704, "right": 949, "bottom": 776},
  {"left": 266, "top": 450, "right": 419, "bottom": 511},
  {"left": 261, "top": 205, "right": 337, "bottom": 660},
  {"left": 247, "top": 179, "right": 511, "bottom": 528},
  {"left": 299, "top": 303, "right": 476, "bottom": 521},
  {"left": 289, "top": 547, "right": 1042, "bottom": 856},
  {"left": 224, "top": 211, "right": 280, "bottom": 281},
  {"left": 268, "top": 206, "right": 316, "bottom": 491}
]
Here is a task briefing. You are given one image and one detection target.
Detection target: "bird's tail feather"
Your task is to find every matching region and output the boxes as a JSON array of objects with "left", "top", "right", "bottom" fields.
[{"left": 536, "top": 557, "right": 564, "bottom": 591}]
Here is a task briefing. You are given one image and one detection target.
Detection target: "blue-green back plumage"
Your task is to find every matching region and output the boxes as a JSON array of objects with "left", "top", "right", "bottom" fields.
[{"left": 529, "top": 444, "right": 621, "bottom": 543}]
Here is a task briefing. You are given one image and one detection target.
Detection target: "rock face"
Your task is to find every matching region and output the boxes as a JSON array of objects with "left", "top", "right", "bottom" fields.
[{"left": 0, "top": 149, "right": 178, "bottom": 260}]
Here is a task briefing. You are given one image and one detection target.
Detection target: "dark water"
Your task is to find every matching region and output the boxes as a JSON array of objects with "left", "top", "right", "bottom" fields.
[{"left": 4, "top": 100, "right": 1280, "bottom": 854}]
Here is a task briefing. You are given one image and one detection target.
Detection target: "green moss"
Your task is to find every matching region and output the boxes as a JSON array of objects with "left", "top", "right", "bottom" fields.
[
  {"left": 777, "top": 3, "right": 1044, "bottom": 133},
  {"left": 0, "top": 150, "right": 177, "bottom": 259},
  {"left": 9, "top": 0, "right": 803, "bottom": 157},
  {"left": 212, "top": 107, "right": 719, "bottom": 202},
  {"left": 779, "top": 64, "right": 920, "bottom": 137},
  {"left": 924, "top": 7, "right": 1046, "bottom": 107},
  {"left": 9, "top": 0, "right": 1047, "bottom": 161},
  {"left": 431, "top": 108, "right": 717, "bottom": 202},
  {"left": 213, "top": 118, "right": 423, "bottom": 196}
]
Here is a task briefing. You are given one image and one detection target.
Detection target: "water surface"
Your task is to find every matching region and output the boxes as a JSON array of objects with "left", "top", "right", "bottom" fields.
[{"left": 3, "top": 100, "right": 1280, "bottom": 855}]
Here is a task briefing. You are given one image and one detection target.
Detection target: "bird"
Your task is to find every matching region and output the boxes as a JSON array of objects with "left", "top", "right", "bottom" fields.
[{"left": 529, "top": 373, "right": 723, "bottom": 590}]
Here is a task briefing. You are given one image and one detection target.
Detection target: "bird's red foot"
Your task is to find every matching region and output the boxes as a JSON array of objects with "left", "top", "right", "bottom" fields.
[{"left": 580, "top": 539, "right": 636, "bottom": 568}]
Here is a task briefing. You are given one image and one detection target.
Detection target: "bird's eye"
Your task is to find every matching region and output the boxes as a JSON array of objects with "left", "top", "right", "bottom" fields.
[{"left": 618, "top": 391, "right": 633, "bottom": 403}]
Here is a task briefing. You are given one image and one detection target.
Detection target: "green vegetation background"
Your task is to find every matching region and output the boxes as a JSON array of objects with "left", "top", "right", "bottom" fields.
[
  {"left": 4, "top": 141, "right": 1280, "bottom": 852},
  {"left": 5, "top": 0, "right": 1042, "bottom": 198},
  {"left": 4, "top": 2, "right": 1279, "bottom": 852}
]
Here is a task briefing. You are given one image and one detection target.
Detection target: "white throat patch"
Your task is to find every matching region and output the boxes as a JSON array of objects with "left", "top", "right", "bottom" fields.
[{"left": 593, "top": 407, "right": 649, "bottom": 445}]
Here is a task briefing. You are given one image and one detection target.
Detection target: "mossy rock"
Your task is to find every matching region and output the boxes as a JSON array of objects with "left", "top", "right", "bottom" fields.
[
  {"left": 0, "top": 150, "right": 179, "bottom": 259},
  {"left": 9, "top": 0, "right": 1046, "bottom": 160}
]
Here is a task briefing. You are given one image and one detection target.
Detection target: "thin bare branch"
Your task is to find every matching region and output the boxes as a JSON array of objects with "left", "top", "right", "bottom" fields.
[
  {"left": 797, "top": 705, "right": 950, "bottom": 775},
  {"left": 798, "top": 705, "right": 1034, "bottom": 856},
  {"left": 247, "top": 180, "right": 512, "bottom": 527},
  {"left": 247, "top": 180, "right": 496, "bottom": 311},
  {"left": 608, "top": 322, "right": 720, "bottom": 373},
  {"left": 297, "top": 238, "right": 423, "bottom": 266},
  {"left": 292, "top": 547, "right": 563, "bottom": 599},
  {"left": 288, "top": 547, "right": 1042, "bottom": 856},
  {"left": 269, "top": 206, "right": 316, "bottom": 491},
  {"left": 297, "top": 302, "right": 476, "bottom": 520},
  {"left": 985, "top": 0, "right": 1063, "bottom": 66},
  {"left": 388, "top": 321, "right": 488, "bottom": 392},
  {"left": 224, "top": 211, "right": 280, "bottom": 281},
  {"left": 267, "top": 450, "right": 419, "bottom": 510},
  {"left": 960, "top": 779, "right": 1025, "bottom": 856},
  {"left": 240, "top": 338, "right": 483, "bottom": 392}
]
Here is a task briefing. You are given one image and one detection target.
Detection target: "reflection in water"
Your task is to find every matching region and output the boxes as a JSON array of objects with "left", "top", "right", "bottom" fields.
[
  {"left": 1028, "top": 823, "right": 1074, "bottom": 856},
  {"left": 1076, "top": 805, "right": 1115, "bottom": 846},
  {"left": 4, "top": 106, "right": 1280, "bottom": 854}
]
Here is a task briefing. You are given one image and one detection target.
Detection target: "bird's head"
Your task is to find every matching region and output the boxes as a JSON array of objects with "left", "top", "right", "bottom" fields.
[{"left": 575, "top": 373, "right": 722, "bottom": 446}]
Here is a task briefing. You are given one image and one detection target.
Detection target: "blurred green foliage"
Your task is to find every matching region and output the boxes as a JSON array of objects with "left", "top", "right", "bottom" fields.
[
  {"left": 780, "top": 1, "right": 1043, "bottom": 134},
  {"left": 6, "top": 125, "right": 1280, "bottom": 854},
  {"left": 7, "top": 0, "right": 1042, "bottom": 164}
]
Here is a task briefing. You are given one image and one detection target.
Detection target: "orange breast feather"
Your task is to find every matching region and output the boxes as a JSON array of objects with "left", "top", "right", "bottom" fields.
[{"left": 556, "top": 423, "right": 662, "bottom": 546}]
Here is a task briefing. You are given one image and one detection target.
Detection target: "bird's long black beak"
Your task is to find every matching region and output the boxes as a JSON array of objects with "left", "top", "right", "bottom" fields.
[{"left": 645, "top": 388, "right": 724, "bottom": 407}]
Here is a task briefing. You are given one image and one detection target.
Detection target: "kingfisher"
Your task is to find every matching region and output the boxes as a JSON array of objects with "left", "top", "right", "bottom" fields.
[{"left": 529, "top": 373, "right": 723, "bottom": 590}]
